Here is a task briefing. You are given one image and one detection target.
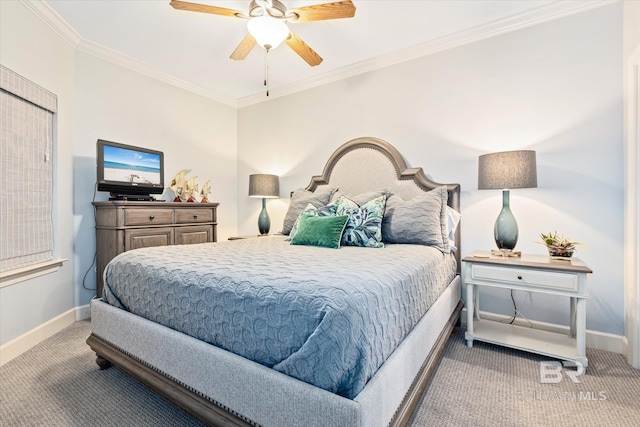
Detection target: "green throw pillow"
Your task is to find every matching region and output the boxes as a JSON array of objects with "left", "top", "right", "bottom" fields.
[
  {"left": 288, "top": 202, "right": 338, "bottom": 240},
  {"left": 290, "top": 214, "right": 349, "bottom": 249}
]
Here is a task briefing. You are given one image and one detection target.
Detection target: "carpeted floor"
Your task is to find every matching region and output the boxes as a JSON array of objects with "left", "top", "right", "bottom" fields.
[
  {"left": 1, "top": 320, "right": 639, "bottom": 426},
  {"left": 410, "top": 329, "right": 640, "bottom": 426}
]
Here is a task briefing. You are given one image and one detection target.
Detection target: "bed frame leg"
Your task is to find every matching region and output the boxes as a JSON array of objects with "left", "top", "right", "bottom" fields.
[{"left": 96, "top": 355, "right": 112, "bottom": 370}]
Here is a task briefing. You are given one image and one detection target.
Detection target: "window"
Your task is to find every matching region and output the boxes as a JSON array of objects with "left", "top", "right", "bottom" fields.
[{"left": 0, "top": 65, "right": 64, "bottom": 286}]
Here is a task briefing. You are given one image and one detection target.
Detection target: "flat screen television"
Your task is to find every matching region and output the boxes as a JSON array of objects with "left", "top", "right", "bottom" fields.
[{"left": 97, "top": 139, "right": 164, "bottom": 201}]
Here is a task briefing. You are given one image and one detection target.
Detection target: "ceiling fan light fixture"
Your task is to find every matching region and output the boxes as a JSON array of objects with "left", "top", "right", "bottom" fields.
[{"left": 247, "top": 16, "right": 289, "bottom": 50}]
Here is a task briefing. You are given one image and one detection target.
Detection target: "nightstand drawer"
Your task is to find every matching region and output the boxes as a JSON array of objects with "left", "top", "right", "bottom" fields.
[
  {"left": 123, "top": 209, "right": 174, "bottom": 226},
  {"left": 175, "top": 208, "right": 213, "bottom": 224},
  {"left": 471, "top": 264, "right": 578, "bottom": 291}
]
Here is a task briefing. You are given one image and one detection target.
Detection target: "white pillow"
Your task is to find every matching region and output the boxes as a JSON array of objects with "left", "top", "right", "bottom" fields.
[{"left": 446, "top": 206, "right": 461, "bottom": 252}]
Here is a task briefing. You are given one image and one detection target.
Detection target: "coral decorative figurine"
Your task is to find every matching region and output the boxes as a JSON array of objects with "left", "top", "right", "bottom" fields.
[
  {"left": 168, "top": 169, "right": 190, "bottom": 202},
  {"left": 168, "top": 170, "right": 211, "bottom": 203},
  {"left": 200, "top": 180, "right": 212, "bottom": 203},
  {"left": 184, "top": 176, "right": 198, "bottom": 202}
]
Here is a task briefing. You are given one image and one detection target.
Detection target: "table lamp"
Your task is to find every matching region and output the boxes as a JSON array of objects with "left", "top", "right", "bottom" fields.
[
  {"left": 478, "top": 150, "right": 537, "bottom": 254},
  {"left": 249, "top": 174, "right": 280, "bottom": 235}
]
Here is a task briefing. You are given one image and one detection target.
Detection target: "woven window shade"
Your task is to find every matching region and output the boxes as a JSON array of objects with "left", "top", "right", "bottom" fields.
[{"left": 0, "top": 65, "right": 56, "bottom": 273}]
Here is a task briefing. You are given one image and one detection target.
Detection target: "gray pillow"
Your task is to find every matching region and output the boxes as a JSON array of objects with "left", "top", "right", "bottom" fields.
[
  {"left": 381, "top": 186, "right": 450, "bottom": 253},
  {"left": 281, "top": 187, "right": 337, "bottom": 235}
]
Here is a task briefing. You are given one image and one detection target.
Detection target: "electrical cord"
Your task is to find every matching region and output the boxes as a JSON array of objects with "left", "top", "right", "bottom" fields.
[
  {"left": 507, "top": 290, "right": 517, "bottom": 323},
  {"left": 82, "top": 182, "right": 98, "bottom": 291},
  {"left": 501, "top": 289, "right": 533, "bottom": 327},
  {"left": 82, "top": 252, "right": 97, "bottom": 291}
]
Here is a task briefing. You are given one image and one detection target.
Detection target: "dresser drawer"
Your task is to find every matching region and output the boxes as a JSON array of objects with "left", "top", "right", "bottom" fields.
[
  {"left": 123, "top": 208, "right": 174, "bottom": 226},
  {"left": 471, "top": 264, "right": 578, "bottom": 291},
  {"left": 124, "top": 227, "right": 174, "bottom": 251},
  {"left": 175, "top": 225, "right": 214, "bottom": 244},
  {"left": 175, "top": 208, "right": 213, "bottom": 224}
]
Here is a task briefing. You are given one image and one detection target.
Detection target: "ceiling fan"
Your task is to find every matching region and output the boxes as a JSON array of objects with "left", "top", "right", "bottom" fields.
[{"left": 169, "top": 0, "right": 356, "bottom": 67}]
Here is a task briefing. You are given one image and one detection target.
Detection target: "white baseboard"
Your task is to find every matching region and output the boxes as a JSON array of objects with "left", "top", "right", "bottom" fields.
[
  {"left": 622, "top": 336, "right": 630, "bottom": 359},
  {"left": 0, "top": 304, "right": 90, "bottom": 366},
  {"left": 461, "top": 308, "right": 625, "bottom": 355},
  {"left": 75, "top": 304, "right": 91, "bottom": 321}
]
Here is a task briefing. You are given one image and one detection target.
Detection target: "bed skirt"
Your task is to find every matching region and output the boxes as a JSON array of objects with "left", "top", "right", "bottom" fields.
[{"left": 88, "top": 276, "right": 461, "bottom": 426}]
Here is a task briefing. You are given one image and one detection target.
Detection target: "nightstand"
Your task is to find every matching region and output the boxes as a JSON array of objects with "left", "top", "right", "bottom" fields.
[{"left": 462, "top": 253, "right": 592, "bottom": 368}]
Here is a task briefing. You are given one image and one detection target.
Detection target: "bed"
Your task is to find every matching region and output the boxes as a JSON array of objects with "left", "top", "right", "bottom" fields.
[{"left": 87, "top": 136, "right": 462, "bottom": 427}]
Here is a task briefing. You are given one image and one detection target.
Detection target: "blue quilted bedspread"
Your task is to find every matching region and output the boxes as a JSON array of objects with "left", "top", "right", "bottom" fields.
[{"left": 102, "top": 236, "right": 456, "bottom": 399}]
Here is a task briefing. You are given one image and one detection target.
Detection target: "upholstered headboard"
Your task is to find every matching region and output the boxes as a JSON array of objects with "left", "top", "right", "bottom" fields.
[{"left": 304, "top": 136, "right": 461, "bottom": 272}]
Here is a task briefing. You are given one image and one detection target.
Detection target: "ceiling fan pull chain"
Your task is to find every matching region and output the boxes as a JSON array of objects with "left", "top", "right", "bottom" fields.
[{"left": 265, "top": 48, "right": 270, "bottom": 97}]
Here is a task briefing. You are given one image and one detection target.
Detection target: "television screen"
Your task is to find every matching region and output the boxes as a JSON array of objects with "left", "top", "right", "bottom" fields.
[
  {"left": 103, "top": 145, "right": 161, "bottom": 185},
  {"left": 97, "top": 140, "right": 164, "bottom": 199}
]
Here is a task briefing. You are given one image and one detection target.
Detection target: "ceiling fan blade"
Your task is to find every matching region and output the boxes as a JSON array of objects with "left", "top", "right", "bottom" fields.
[
  {"left": 230, "top": 34, "right": 257, "bottom": 60},
  {"left": 169, "top": 0, "right": 244, "bottom": 18},
  {"left": 289, "top": 0, "right": 356, "bottom": 22},
  {"left": 285, "top": 31, "right": 323, "bottom": 66}
]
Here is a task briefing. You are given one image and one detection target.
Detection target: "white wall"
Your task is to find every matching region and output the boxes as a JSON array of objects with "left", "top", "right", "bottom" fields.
[
  {"left": 0, "top": 1, "right": 239, "bottom": 345},
  {"left": 73, "top": 53, "right": 238, "bottom": 306},
  {"left": 623, "top": 0, "right": 640, "bottom": 366},
  {"left": 238, "top": 4, "right": 624, "bottom": 336},
  {"left": 0, "top": 1, "right": 76, "bottom": 345},
  {"left": 624, "top": 1, "right": 640, "bottom": 57}
]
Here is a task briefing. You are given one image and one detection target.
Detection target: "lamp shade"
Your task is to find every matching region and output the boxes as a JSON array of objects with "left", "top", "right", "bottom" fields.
[
  {"left": 249, "top": 174, "right": 279, "bottom": 198},
  {"left": 478, "top": 150, "right": 537, "bottom": 190}
]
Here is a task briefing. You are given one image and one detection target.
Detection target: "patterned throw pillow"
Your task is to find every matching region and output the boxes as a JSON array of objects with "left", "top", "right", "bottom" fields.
[
  {"left": 334, "top": 195, "right": 387, "bottom": 248},
  {"left": 289, "top": 203, "right": 338, "bottom": 240},
  {"left": 329, "top": 189, "right": 389, "bottom": 205}
]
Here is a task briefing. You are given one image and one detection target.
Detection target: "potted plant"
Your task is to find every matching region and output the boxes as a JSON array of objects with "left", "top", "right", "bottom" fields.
[{"left": 540, "top": 231, "right": 583, "bottom": 258}]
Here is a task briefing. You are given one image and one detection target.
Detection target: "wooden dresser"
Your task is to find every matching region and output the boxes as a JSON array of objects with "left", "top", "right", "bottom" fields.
[{"left": 92, "top": 201, "right": 219, "bottom": 297}]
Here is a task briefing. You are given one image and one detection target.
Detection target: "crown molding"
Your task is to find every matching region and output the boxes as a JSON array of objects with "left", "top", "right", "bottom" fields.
[
  {"left": 20, "top": 0, "right": 81, "bottom": 46},
  {"left": 24, "top": 0, "right": 616, "bottom": 109},
  {"left": 23, "top": 0, "right": 237, "bottom": 108},
  {"left": 238, "top": 0, "right": 618, "bottom": 107}
]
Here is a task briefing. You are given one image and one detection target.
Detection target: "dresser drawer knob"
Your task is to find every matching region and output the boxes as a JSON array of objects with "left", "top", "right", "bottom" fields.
[
  {"left": 193, "top": 214, "right": 198, "bottom": 219},
  {"left": 149, "top": 215, "right": 155, "bottom": 220},
  {"left": 517, "top": 275, "right": 523, "bottom": 280}
]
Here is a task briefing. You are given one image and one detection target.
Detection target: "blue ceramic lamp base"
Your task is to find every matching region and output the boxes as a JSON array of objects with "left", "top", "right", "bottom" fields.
[
  {"left": 257, "top": 198, "right": 271, "bottom": 235},
  {"left": 494, "top": 190, "right": 518, "bottom": 252}
]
